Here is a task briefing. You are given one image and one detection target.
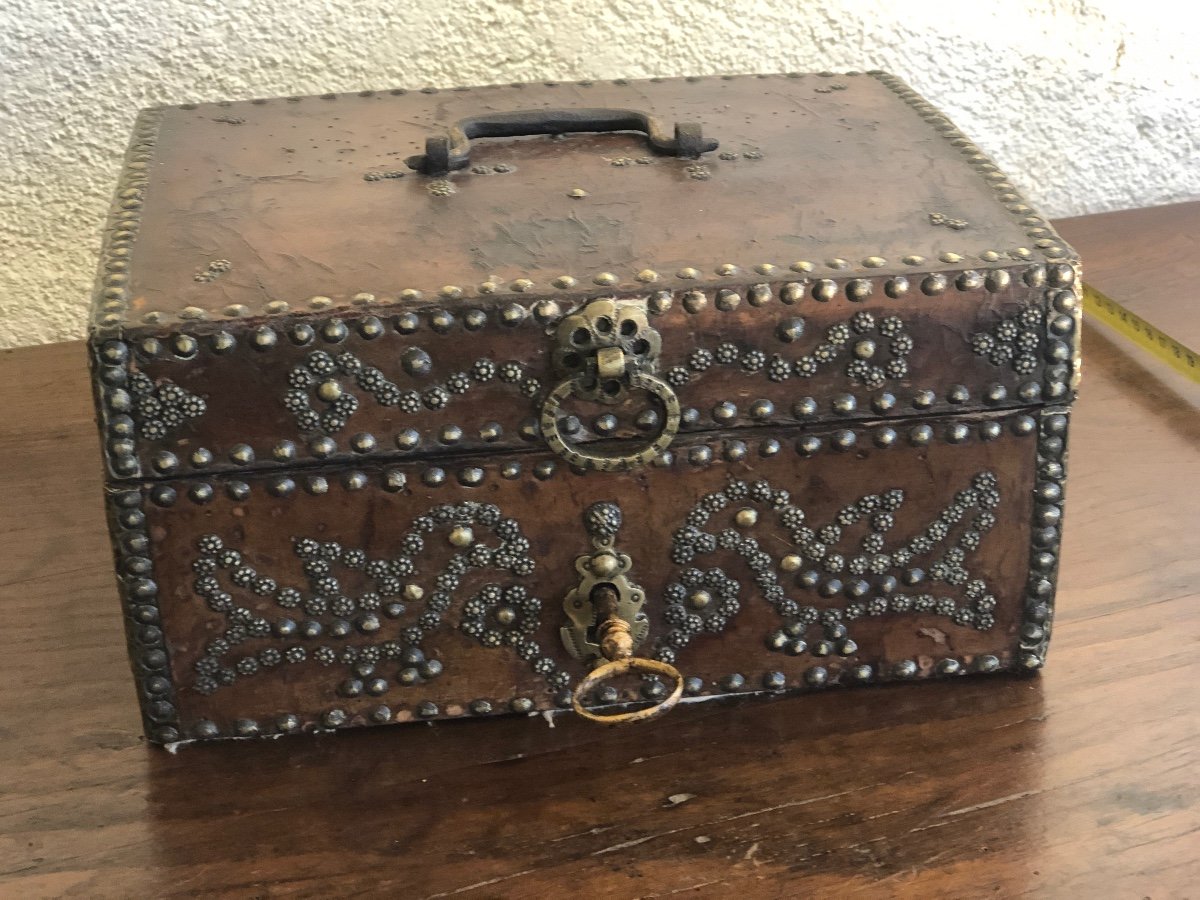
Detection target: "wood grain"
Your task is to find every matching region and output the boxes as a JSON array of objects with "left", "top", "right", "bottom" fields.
[
  {"left": 2, "top": 204, "right": 1199, "bottom": 898},
  {"left": 1057, "top": 201, "right": 1200, "bottom": 348}
]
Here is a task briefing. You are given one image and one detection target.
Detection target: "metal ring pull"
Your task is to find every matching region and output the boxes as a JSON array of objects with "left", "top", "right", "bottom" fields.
[
  {"left": 540, "top": 371, "right": 681, "bottom": 471},
  {"left": 571, "top": 656, "right": 685, "bottom": 725}
]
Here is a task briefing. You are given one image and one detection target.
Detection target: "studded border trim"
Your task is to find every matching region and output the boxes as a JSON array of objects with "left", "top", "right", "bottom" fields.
[
  {"left": 87, "top": 72, "right": 1078, "bottom": 331},
  {"left": 105, "top": 486, "right": 181, "bottom": 743},
  {"left": 141, "top": 410, "right": 1044, "bottom": 506},
  {"left": 1015, "top": 407, "right": 1069, "bottom": 670},
  {"left": 89, "top": 107, "right": 163, "bottom": 340}
]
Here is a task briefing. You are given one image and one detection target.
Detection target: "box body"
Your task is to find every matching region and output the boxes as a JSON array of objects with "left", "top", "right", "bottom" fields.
[{"left": 90, "top": 73, "right": 1079, "bottom": 743}]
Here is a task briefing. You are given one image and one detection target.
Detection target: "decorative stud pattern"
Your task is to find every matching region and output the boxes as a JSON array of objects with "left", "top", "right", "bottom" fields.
[
  {"left": 970, "top": 304, "right": 1043, "bottom": 374},
  {"left": 668, "top": 311, "right": 913, "bottom": 394},
  {"left": 186, "top": 501, "right": 568, "bottom": 702},
  {"left": 126, "top": 372, "right": 206, "bottom": 440},
  {"left": 657, "top": 471, "right": 1003, "bottom": 669}
]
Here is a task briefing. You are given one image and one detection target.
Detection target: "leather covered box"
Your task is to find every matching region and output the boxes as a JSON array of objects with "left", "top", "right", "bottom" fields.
[{"left": 88, "top": 72, "right": 1079, "bottom": 743}]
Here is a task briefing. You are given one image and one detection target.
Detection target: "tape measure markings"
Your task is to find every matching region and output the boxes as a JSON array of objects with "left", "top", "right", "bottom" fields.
[{"left": 1082, "top": 284, "right": 1200, "bottom": 384}]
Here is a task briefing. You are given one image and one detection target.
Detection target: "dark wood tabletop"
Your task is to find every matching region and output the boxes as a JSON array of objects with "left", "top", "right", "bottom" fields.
[{"left": 2, "top": 204, "right": 1198, "bottom": 899}]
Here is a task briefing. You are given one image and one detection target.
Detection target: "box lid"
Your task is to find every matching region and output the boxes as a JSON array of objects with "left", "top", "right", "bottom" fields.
[{"left": 90, "top": 72, "right": 1079, "bottom": 481}]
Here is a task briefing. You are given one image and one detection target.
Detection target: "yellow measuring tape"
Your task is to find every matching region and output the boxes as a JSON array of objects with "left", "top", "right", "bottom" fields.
[{"left": 1082, "top": 284, "right": 1200, "bottom": 384}]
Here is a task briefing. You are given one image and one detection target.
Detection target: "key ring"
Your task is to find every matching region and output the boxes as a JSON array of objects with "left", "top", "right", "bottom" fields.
[{"left": 571, "top": 656, "right": 685, "bottom": 725}]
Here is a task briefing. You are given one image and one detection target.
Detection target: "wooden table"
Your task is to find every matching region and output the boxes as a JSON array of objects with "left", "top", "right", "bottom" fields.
[{"left": 1, "top": 205, "right": 1197, "bottom": 899}]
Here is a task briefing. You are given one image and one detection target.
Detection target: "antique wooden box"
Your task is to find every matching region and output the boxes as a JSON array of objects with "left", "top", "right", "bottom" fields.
[{"left": 89, "top": 72, "right": 1079, "bottom": 743}]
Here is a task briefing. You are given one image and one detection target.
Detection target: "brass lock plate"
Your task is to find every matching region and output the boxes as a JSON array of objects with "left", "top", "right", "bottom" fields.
[{"left": 560, "top": 502, "right": 650, "bottom": 662}]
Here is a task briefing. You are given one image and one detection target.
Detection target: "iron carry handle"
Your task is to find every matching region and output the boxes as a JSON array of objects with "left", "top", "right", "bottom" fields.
[{"left": 406, "top": 108, "right": 719, "bottom": 175}]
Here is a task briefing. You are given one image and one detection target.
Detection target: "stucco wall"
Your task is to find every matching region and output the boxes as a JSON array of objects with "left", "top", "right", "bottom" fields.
[{"left": 2, "top": 0, "right": 1197, "bottom": 348}]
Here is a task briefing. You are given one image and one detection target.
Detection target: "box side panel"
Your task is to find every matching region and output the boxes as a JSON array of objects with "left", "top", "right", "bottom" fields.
[{"left": 136, "top": 410, "right": 1044, "bottom": 742}]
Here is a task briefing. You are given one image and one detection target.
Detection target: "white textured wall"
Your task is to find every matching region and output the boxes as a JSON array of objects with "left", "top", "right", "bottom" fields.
[{"left": 2, "top": 0, "right": 1198, "bottom": 348}]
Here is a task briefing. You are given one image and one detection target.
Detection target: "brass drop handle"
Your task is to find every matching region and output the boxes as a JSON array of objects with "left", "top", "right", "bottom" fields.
[
  {"left": 571, "top": 584, "right": 684, "bottom": 725},
  {"left": 541, "top": 298, "right": 681, "bottom": 472},
  {"left": 541, "top": 371, "right": 681, "bottom": 472}
]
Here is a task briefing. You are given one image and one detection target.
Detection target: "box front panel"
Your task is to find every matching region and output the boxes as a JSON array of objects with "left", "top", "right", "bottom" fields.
[
  {"left": 112, "top": 409, "right": 1063, "bottom": 742},
  {"left": 108, "top": 265, "right": 1075, "bottom": 481}
]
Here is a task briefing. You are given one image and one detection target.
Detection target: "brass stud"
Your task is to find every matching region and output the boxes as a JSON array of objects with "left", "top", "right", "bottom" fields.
[
  {"left": 358, "top": 316, "right": 384, "bottom": 339},
  {"left": 677, "top": 267, "right": 701, "bottom": 279},
  {"left": 754, "top": 263, "right": 777, "bottom": 276},
  {"left": 781, "top": 554, "right": 803, "bottom": 572},
  {"left": 500, "top": 303, "right": 527, "bottom": 326},
  {"left": 532, "top": 300, "right": 561, "bottom": 324},
  {"left": 921, "top": 273, "right": 949, "bottom": 296},
  {"left": 510, "top": 278, "right": 534, "bottom": 293},
  {"left": 648, "top": 291, "right": 673, "bottom": 315},
  {"left": 439, "top": 285, "right": 463, "bottom": 299},
  {"left": 748, "top": 284, "right": 772, "bottom": 306},
  {"left": 813, "top": 279, "right": 838, "bottom": 302},
  {"left": 594, "top": 272, "right": 618, "bottom": 286},
  {"left": 210, "top": 331, "right": 235, "bottom": 352},
  {"left": 846, "top": 278, "right": 873, "bottom": 302},
  {"left": 956, "top": 270, "right": 984, "bottom": 291},
  {"left": 688, "top": 590, "right": 713, "bottom": 609},
  {"left": 716, "top": 263, "right": 738, "bottom": 276},
  {"left": 635, "top": 269, "right": 659, "bottom": 283},
  {"left": 552, "top": 275, "right": 577, "bottom": 289},
  {"left": 884, "top": 276, "right": 909, "bottom": 299},
  {"left": 735, "top": 508, "right": 759, "bottom": 527},
  {"left": 780, "top": 282, "right": 805, "bottom": 304},
  {"left": 790, "top": 261, "right": 815, "bottom": 273},
  {"left": 863, "top": 256, "right": 887, "bottom": 268},
  {"left": 682, "top": 290, "right": 708, "bottom": 313},
  {"left": 985, "top": 270, "right": 1011, "bottom": 292}
]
